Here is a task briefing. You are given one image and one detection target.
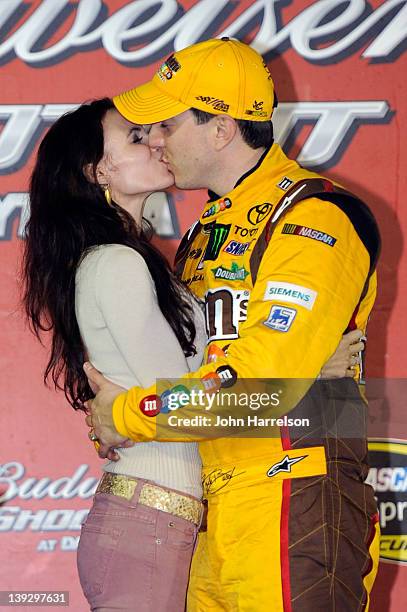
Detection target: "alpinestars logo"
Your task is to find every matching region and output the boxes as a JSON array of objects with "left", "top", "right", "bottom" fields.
[{"left": 267, "top": 454, "right": 307, "bottom": 478}]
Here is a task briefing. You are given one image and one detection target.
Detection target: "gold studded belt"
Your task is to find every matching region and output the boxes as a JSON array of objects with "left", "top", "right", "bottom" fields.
[{"left": 96, "top": 472, "right": 203, "bottom": 526}]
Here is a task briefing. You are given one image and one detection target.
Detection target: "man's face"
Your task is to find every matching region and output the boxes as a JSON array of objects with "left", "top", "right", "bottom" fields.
[{"left": 148, "top": 110, "right": 212, "bottom": 190}]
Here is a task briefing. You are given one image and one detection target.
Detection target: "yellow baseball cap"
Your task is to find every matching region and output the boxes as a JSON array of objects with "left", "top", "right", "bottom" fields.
[{"left": 113, "top": 38, "right": 276, "bottom": 124}]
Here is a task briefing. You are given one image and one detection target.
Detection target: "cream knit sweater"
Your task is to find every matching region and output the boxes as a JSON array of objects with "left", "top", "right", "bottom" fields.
[{"left": 75, "top": 244, "right": 206, "bottom": 499}]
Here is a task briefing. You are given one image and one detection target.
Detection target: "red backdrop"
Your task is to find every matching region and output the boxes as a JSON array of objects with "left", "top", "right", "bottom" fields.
[{"left": 1, "top": 1, "right": 406, "bottom": 610}]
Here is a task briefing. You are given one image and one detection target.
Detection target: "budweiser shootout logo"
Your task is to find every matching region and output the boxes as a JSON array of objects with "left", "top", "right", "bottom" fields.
[
  {"left": 0, "top": 0, "right": 402, "bottom": 240},
  {"left": 0, "top": 0, "right": 405, "bottom": 65},
  {"left": 0, "top": 462, "right": 98, "bottom": 552},
  {"left": 367, "top": 440, "right": 407, "bottom": 564}
]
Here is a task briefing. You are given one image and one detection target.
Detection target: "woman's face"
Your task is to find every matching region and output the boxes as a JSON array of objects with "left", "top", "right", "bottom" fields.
[{"left": 98, "top": 109, "right": 174, "bottom": 201}]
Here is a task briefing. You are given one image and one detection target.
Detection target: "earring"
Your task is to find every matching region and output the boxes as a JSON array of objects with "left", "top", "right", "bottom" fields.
[{"left": 104, "top": 185, "right": 112, "bottom": 205}]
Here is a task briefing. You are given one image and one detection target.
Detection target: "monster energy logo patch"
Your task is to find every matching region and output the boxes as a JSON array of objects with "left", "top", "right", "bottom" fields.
[
  {"left": 204, "top": 224, "right": 231, "bottom": 261},
  {"left": 212, "top": 263, "right": 250, "bottom": 281}
]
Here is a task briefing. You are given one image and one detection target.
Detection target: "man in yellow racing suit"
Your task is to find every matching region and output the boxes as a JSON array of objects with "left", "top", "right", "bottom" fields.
[{"left": 87, "top": 39, "right": 380, "bottom": 610}]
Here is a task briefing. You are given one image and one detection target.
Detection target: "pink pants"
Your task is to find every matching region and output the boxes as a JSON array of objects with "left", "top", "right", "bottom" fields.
[{"left": 77, "top": 479, "right": 199, "bottom": 611}]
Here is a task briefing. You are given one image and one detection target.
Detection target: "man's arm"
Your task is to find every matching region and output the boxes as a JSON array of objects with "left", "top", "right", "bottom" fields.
[
  {"left": 89, "top": 197, "right": 371, "bottom": 445},
  {"left": 85, "top": 328, "right": 364, "bottom": 457}
]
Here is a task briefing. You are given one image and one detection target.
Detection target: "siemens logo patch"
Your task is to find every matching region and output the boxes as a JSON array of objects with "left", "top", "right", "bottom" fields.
[
  {"left": 263, "top": 282, "right": 317, "bottom": 311},
  {"left": 282, "top": 224, "right": 337, "bottom": 247}
]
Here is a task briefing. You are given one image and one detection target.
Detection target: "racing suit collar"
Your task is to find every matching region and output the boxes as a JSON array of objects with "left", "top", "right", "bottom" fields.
[{"left": 201, "top": 143, "right": 296, "bottom": 224}]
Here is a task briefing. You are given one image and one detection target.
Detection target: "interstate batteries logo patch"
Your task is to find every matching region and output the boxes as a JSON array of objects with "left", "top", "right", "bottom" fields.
[
  {"left": 282, "top": 223, "right": 337, "bottom": 247},
  {"left": 212, "top": 263, "right": 249, "bottom": 282},
  {"left": 367, "top": 439, "right": 407, "bottom": 564}
]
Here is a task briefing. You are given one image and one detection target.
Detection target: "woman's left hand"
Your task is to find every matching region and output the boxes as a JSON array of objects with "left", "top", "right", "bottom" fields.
[
  {"left": 83, "top": 362, "right": 134, "bottom": 459},
  {"left": 320, "top": 329, "right": 365, "bottom": 379}
]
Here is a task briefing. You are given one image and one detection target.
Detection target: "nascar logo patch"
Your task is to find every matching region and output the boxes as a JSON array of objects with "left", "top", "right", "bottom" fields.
[{"left": 282, "top": 223, "right": 337, "bottom": 247}]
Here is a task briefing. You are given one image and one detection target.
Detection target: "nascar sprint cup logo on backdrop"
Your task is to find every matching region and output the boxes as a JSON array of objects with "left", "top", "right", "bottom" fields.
[{"left": 367, "top": 440, "right": 407, "bottom": 564}]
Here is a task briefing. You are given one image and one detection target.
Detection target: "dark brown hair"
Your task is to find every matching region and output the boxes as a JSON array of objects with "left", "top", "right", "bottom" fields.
[{"left": 22, "top": 98, "right": 197, "bottom": 411}]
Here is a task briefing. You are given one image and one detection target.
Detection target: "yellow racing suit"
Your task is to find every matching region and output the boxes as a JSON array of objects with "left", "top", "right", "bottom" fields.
[{"left": 112, "top": 144, "right": 381, "bottom": 611}]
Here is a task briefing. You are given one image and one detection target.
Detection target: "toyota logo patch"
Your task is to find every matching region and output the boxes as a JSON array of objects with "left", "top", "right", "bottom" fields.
[{"left": 247, "top": 202, "right": 273, "bottom": 225}]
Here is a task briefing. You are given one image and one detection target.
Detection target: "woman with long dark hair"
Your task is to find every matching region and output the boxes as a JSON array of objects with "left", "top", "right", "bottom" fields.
[{"left": 22, "top": 98, "right": 206, "bottom": 611}]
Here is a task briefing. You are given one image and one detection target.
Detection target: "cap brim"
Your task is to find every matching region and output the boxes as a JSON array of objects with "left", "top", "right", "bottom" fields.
[{"left": 113, "top": 80, "right": 190, "bottom": 125}]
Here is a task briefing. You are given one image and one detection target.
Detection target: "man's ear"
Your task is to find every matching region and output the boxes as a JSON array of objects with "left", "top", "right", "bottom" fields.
[{"left": 212, "top": 115, "right": 238, "bottom": 151}]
